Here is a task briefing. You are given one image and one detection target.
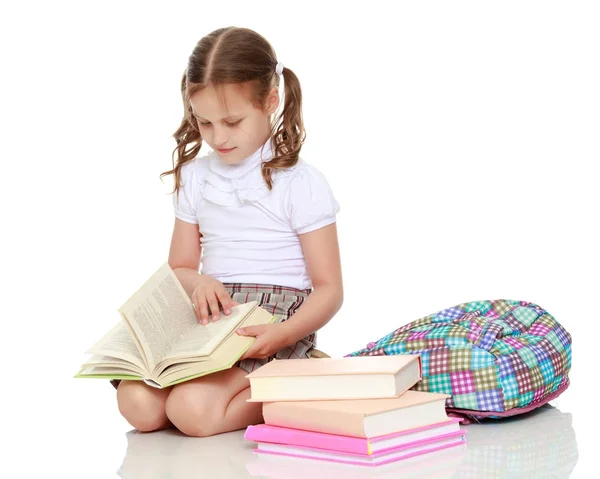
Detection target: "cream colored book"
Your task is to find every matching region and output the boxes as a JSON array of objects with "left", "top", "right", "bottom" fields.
[
  {"left": 74, "top": 263, "right": 278, "bottom": 388},
  {"left": 262, "top": 390, "right": 451, "bottom": 438},
  {"left": 245, "top": 355, "right": 422, "bottom": 402}
]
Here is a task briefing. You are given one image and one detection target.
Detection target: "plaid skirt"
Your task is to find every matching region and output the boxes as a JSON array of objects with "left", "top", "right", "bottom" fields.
[
  {"left": 228, "top": 283, "right": 315, "bottom": 374},
  {"left": 110, "top": 283, "right": 314, "bottom": 389}
]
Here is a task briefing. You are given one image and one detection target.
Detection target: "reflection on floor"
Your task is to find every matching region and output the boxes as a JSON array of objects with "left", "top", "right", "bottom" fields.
[{"left": 116, "top": 404, "right": 578, "bottom": 479}]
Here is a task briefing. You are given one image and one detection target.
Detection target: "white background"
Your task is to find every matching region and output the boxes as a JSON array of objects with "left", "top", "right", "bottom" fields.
[{"left": 1, "top": 1, "right": 598, "bottom": 477}]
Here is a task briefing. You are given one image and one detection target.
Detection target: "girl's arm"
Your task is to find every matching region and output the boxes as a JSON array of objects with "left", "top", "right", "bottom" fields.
[
  {"left": 168, "top": 218, "right": 202, "bottom": 295},
  {"left": 279, "top": 222, "right": 344, "bottom": 344},
  {"left": 168, "top": 218, "right": 237, "bottom": 321}
]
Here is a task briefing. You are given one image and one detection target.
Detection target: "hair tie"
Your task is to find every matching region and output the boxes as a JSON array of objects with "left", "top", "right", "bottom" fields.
[{"left": 275, "top": 61, "right": 284, "bottom": 76}]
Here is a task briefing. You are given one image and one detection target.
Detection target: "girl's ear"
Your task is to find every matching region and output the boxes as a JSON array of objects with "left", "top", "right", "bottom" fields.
[{"left": 265, "top": 86, "right": 280, "bottom": 115}]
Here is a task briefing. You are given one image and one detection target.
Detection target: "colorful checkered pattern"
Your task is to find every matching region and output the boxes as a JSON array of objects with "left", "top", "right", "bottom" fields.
[{"left": 346, "top": 299, "right": 572, "bottom": 420}]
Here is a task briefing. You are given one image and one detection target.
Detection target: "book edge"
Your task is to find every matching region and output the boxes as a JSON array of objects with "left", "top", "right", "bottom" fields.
[{"left": 245, "top": 354, "right": 420, "bottom": 379}]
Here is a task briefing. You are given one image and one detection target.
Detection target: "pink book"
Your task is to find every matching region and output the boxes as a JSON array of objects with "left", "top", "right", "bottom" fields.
[
  {"left": 253, "top": 431, "right": 467, "bottom": 467},
  {"left": 245, "top": 418, "right": 461, "bottom": 455}
]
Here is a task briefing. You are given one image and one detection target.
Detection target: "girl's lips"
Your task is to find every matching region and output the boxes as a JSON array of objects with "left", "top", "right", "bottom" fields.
[{"left": 217, "top": 147, "right": 236, "bottom": 154}]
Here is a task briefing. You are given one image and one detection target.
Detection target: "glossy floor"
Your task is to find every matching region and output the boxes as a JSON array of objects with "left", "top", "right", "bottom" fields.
[
  {"left": 114, "top": 404, "right": 578, "bottom": 478},
  {"left": 42, "top": 383, "right": 587, "bottom": 479}
]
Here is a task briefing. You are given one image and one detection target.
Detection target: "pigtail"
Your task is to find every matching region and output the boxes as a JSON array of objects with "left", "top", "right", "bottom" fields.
[
  {"left": 162, "top": 27, "right": 305, "bottom": 194},
  {"left": 262, "top": 66, "right": 306, "bottom": 189},
  {"left": 159, "top": 70, "right": 204, "bottom": 199}
]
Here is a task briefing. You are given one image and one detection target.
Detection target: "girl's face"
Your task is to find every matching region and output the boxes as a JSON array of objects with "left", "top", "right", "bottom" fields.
[{"left": 190, "top": 83, "right": 279, "bottom": 164}]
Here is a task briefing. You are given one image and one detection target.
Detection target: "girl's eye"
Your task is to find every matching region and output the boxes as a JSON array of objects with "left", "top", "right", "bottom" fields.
[{"left": 197, "top": 120, "right": 241, "bottom": 127}]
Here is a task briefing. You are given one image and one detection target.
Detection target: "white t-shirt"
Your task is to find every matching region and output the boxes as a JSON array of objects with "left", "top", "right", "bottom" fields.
[{"left": 173, "top": 140, "right": 339, "bottom": 290}]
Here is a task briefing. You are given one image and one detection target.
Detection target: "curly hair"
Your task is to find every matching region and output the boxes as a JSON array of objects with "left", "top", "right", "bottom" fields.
[{"left": 160, "top": 27, "right": 306, "bottom": 197}]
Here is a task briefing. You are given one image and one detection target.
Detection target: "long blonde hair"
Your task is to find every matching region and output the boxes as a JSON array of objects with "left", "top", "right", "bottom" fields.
[{"left": 160, "top": 27, "right": 306, "bottom": 197}]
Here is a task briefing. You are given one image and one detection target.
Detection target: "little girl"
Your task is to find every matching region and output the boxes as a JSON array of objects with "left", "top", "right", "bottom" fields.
[{"left": 115, "top": 27, "right": 343, "bottom": 437}]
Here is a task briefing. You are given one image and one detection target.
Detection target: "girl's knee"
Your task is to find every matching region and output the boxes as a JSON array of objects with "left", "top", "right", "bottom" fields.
[
  {"left": 165, "top": 385, "right": 216, "bottom": 437},
  {"left": 116, "top": 380, "right": 170, "bottom": 432}
]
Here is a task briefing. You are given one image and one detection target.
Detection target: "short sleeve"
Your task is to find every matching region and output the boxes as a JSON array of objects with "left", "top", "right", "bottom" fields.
[
  {"left": 172, "top": 161, "right": 199, "bottom": 224},
  {"left": 286, "top": 164, "right": 340, "bottom": 234}
]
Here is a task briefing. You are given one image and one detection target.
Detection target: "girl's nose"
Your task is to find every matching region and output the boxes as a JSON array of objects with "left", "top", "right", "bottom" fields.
[{"left": 212, "top": 126, "right": 228, "bottom": 145}]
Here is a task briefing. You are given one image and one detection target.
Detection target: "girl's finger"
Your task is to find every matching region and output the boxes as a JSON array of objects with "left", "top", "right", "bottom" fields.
[
  {"left": 197, "top": 296, "right": 210, "bottom": 325},
  {"left": 207, "top": 291, "right": 221, "bottom": 322},
  {"left": 216, "top": 289, "right": 235, "bottom": 315},
  {"left": 241, "top": 346, "right": 254, "bottom": 361},
  {"left": 191, "top": 292, "right": 201, "bottom": 321}
]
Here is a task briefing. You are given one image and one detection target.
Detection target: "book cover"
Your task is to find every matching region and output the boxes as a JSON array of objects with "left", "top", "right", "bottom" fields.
[
  {"left": 262, "top": 390, "right": 451, "bottom": 437},
  {"left": 246, "top": 355, "right": 422, "bottom": 402}
]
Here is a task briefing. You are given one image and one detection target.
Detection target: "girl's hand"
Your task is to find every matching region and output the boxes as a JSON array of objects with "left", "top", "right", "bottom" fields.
[
  {"left": 236, "top": 323, "right": 290, "bottom": 360},
  {"left": 192, "top": 275, "right": 238, "bottom": 325}
]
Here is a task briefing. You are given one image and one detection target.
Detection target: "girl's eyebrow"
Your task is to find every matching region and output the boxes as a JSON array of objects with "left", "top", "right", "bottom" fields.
[{"left": 192, "top": 112, "right": 242, "bottom": 121}]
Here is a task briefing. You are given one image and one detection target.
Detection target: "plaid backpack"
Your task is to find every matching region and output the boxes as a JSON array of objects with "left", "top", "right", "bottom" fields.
[{"left": 346, "top": 299, "right": 572, "bottom": 423}]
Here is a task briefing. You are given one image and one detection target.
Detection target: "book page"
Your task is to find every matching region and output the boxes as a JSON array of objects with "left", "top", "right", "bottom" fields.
[
  {"left": 77, "top": 365, "right": 141, "bottom": 377},
  {"left": 119, "top": 263, "right": 197, "bottom": 368},
  {"left": 83, "top": 354, "right": 146, "bottom": 376},
  {"left": 86, "top": 321, "right": 146, "bottom": 370},
  {"left": 164, "top": 301, "right": 256, "bottom": 360},
  {"left": 157, "top": 305, "right": 276, "bottom": 386}
]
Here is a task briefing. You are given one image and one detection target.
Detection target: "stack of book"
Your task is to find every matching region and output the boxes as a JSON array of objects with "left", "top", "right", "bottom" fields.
[{"left": 243, "top": 355, "right": 466, "bottom": 467}]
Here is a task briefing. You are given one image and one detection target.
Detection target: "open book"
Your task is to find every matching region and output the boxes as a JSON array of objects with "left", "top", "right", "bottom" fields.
[{"left": 74, "top": 263, "right": 278, "bottom": 388}]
